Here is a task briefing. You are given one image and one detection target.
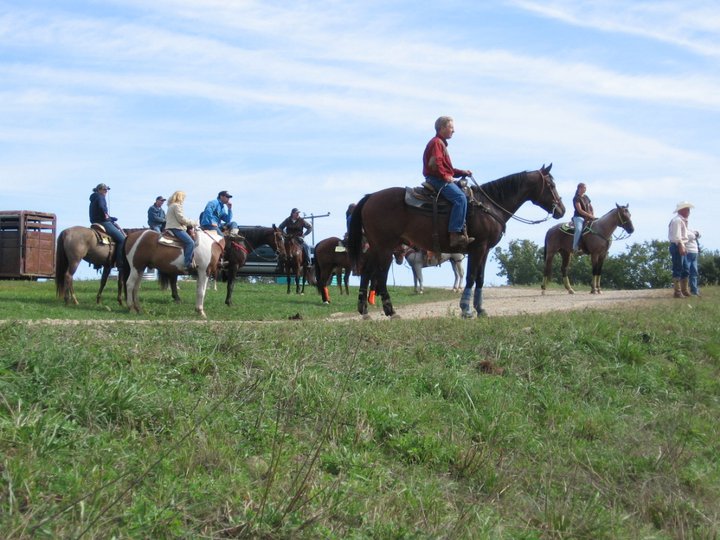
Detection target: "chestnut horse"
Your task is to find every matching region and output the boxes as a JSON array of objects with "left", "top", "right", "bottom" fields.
[
  {"left": 541, "top": 204, "right": 634, "bottom": 295},
  {"left": 348, "top": 164, "right": 565, "bottom": 318},
  {"left": 55, "top": 225, "right": 133, "bottom": 305},
  {"left": 403, "top": 247, "right": 465, "bottom": 294},
  {"left": 124, "top": 229, "right": 226, "bottom": 318},
  {"left": 314, "top": 236, "right": 352, "bottom": 303},
  {"left": 313, "top": 237, "right": 406, "bottom": 304}
]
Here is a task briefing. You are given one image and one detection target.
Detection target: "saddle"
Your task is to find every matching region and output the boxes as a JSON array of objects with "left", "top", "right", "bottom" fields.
[
  {"left": 90, "top": 223, "right": 114, "bottom": 245},
  {"left": 158, "top": 227, "right": 199, "bottom": 249},
  {"left": 404, "top": 179, "right": 478, "bottom": 253}
]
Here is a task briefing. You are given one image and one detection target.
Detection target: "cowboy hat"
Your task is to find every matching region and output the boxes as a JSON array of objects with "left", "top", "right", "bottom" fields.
[{"left": 674, "top": 201, "right": 694, "bottom": 212}]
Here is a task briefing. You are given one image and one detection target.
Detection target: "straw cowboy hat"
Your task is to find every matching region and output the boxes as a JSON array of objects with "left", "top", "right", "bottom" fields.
[{"left": 674, "top": 201, "right": 694, "bottom": 212}]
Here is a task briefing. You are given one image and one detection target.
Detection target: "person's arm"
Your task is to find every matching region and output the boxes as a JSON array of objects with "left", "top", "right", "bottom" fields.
[{"left": 303, "top": 220, "right": 313, "bottom": 236}]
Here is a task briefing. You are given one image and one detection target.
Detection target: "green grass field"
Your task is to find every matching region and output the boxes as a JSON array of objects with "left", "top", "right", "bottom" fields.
[{"left": 1, "top": 280, "right": 718, "bottom": 538}]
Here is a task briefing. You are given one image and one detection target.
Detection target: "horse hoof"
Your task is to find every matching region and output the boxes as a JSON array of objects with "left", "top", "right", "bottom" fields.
[
  {"left": 477, "top": 309, "right": 488, "bottom": 318},
  {"left": 362, "top": 313, "right": 372, "bottom": 320},
  {"left": 389, "top": 313, "right": 401, "bottom": 319},
  {"left": 461, "top": 311, "right": 474, "bottom": 319},
  {"left": 323, "top": 301, "right": 330, "bottom": 305},
  {"left": 568, "top": 290, "right": 575, "bottom": 295}
]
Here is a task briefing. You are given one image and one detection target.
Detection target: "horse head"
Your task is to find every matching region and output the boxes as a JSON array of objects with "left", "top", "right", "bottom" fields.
[
  {"left": 616, "top": 204, "right": 635, "bottom": 234},
  {"left": 271, "top": 225, "right": 287, "bottom": 259},
  {"left": 535, "top": 163, "right": 566, "bottom": 219}
]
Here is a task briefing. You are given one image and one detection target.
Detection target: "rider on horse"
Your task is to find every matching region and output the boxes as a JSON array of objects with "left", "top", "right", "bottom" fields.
[
  {"left": 279, "top": 208, "right": 313, "bottom": 269},
  {"left": 422, "top": 116, "right": 474, "bottom": 250},
  {"left": 200, "top": 190, "right": 237, "bottom": 234},
  {"left": 89, "top": 183, "right": 125, "bottom": 266},
  {"left": 572, "top": 182, "right": 595, "bottom": 254}
]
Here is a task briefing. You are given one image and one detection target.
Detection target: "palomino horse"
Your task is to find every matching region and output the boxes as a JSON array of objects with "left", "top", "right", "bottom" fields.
[
  {"left": 313, "top": 237, "right": 406, "bottom": 304},
  {"left": 541, "top": 204, "right": 634, "bottom": 295},
  {"left": 124, "top": 228, "right": 225, "bottom": 318},
  {"left": 55, "top": 225, "right": 131, "bottom": 305},
  {"left": 221, "top": 226, "right": 285, "bottom": 306},
  {"left": 403, "top": 247, "right": 465, "bottom": 294},
  {"left": 280, "top": 236, "right": 315, "bottom": 294},
  {"left": 348, "top": 164, "right": 565, "bottom": 318}
]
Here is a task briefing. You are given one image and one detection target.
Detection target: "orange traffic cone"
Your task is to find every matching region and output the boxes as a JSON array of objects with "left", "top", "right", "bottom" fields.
[{"left": 368, "top": 290, "right": 376, "bottom": 305}]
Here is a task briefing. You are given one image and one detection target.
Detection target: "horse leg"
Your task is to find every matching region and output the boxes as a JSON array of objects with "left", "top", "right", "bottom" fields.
[
  {"left": 541, "top": 248, "right": 554, "bottom": 295},
  {"left": 343, "top": 268, "right": 349, "bottom": 295},
  {"left": 415, "top": 264, "right": 423, "bottom": 294},
  {"left": 96, "top": 264, "right": 112, "bottom": 304},
  {"left": 225, "top": 263, "right": 236, "bottom": 306},
  {"left": 64, "top": 263, "right": 81, "bottom": 305},
  {"left": 560, "top": 250, "right": 575, "bottom": 294},
  {"left": 195, "top": 273, "right": 209, "bottom": 318},
  {"left": 169, "top": 275, "right": 181, "bottom": 302},
  {"left": 357, "top": 272, "right": 371, "bottom": 318},
  {"left": 591, "top": 255, "right": 604, "bottom": 294},
  {"left": 127, "top": 269, "right": 142, "bottom": 313}
]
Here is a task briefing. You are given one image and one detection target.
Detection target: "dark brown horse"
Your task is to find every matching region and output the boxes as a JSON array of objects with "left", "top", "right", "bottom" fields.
[
  {"left": 541, "top": 204, "right": 634, "bottom": 295},
  {"left": 280, "top": 236, "right": 315, "bottom": 294},
  {"left": 222, "top": 226, "right": 285, "bottom": 305},
  {"left": 55, "top": 225, "right": 132, "bottom": 305},
  {"left": 124, "top": 229, "right": 225, "bottom": 318},
  {"left": 348, "top": 164, "right": 565, "bottom": 318}
]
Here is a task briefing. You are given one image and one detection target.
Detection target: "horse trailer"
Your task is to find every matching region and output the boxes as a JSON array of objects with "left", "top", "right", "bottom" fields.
[{"left": 0, "top": 211, "right": 57, "bottom": 280}]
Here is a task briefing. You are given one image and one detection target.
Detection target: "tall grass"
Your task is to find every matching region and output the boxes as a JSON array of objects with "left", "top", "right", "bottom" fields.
[{"left": 1, "top": 282, "right": 718, "bottom": 538}]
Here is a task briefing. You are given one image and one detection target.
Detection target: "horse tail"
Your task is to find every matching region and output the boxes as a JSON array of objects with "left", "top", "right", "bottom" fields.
[
  {"left": 55, "top": 230, "right": 69, "bottom": 298},
  {"left": 157, "top": 272, "right": 171, "bottom": 291},
  {"left": 347, "top": 194, "right": 369, "bottom": 269}
]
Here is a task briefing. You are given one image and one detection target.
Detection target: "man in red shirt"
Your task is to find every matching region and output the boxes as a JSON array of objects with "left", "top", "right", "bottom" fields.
[{"left": 423, "top": 116, "right": 474, "bottom": 250}]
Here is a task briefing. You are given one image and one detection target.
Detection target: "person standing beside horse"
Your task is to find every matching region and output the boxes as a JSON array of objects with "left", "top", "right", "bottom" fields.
[
  {"left": 200, "top": 190, "right": 236, "bottom": 234},
  {"left": 88, "top": 183, "right": 125, "bottom": 266},
  {"left": 422, "top": 115, "right": 474, "bottom": 250},
  {"left": 279, "top": 208, "right": 313, "bottom": 269},
  {"left": 686, "top": 227, "right": 701, "bottom": 297},
  {"left": 668, "top": 201, "right": 694, "bottom": 298},
  {"left": 166, "top": 191, "right": 198, "bottom": 273},
  {"left": 147, "top": 195, "right": 167, "bottom": 232},
  {"left": 571, "top": 182, "right": 594, "bottom": 254}
]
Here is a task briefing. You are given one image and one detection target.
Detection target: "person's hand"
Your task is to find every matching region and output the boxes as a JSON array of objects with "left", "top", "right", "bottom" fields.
[
  {"left": 227, "top": 202, "right": 232, "bottom": 209},
  {"left": 462, "top": 169, "right": 472, "bottom": 177},
  {"left": 695, "top": 230, "right": 701, "bottom": 239},
  {"left": 679, "top": 245, "right": 687, "bottom": 256}
]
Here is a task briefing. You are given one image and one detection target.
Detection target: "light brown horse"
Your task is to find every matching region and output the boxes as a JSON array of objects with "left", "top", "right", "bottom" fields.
[
  {"left": 348, "top": 165, "right": 565, "bottom": 318},
  {"left": 542, "top": 204, "right": 634, "bottom": 295},
  {"left": 124, "top": 229, "right": 225, "bottom": 318},
  {"left": 55, "top": 225, "right": 131, "bottom": 305}
]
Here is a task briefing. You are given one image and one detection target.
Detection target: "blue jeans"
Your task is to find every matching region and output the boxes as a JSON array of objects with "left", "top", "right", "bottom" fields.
[
  {"left": 686, "top": 251, "right": 699, "bottom": 294},
  {"left": 201, "top": 221, "right": 237, "bottom": 234},
  {"left": 99, "top": 220, "right": 125, "bottom": 264},
  {"left": 150, "top": 225, "right": 162, "bottom": 232},
  {"left": 170, "top": 229, "right": 195, "bottom": 267},
  {"left": 425, "top": 176, "right": 467, "bottom": 233},
  {"left": 572, "top": 217, "right": 585, "bottom": 250},
  {"left": 669, "top": 243, "right": 688, "bottom": 280}
]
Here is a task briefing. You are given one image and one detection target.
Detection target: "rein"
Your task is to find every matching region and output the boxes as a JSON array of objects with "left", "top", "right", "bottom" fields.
[{"left": 470, "top": 172, "right": 559, "bottom": 225}]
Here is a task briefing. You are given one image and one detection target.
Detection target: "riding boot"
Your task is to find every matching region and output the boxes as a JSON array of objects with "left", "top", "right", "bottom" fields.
[
  {"left": 672, "top": 278, "right": 683, "bottom": 298},
  {"left": 680, "top": 278, "right": 691, "bottom": 297},
  {"left": 449, "top": 232, "right": 474, "bottom": 250}
]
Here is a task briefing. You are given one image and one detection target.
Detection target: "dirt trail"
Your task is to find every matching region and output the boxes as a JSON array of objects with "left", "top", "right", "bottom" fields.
[{"left": 329, "top": 287, "right": 673, "bottom": 320}]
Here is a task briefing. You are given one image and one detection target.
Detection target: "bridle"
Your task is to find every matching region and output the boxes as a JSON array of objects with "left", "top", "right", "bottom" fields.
[{"left": 469, "top": 170, "right": 562, "bottom": 225}]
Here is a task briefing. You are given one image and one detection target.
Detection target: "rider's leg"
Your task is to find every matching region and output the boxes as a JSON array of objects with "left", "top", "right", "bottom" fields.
[{"left": 571, "top": 217, "right": 584, "bottom": 251}]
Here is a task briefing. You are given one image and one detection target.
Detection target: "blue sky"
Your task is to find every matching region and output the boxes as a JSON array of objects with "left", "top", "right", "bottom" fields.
[{"left": 2, "top": 0, "right": 719, "bottom": 287}]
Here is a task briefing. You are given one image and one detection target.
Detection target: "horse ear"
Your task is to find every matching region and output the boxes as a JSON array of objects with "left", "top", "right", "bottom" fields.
[
  {"left": 546, "top": 162, "right": 552, "bottom": 172},
  {"left": 616, "top": 203, "right": 620, "bottom": 209}
]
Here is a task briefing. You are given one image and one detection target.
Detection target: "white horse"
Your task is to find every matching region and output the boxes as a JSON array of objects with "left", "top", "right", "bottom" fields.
[
  {"left": 124, "top": 229, "right": 225, "bottom": 318},
  {"left": 403, "top": 247, "right": 465, "bottom": 294}
]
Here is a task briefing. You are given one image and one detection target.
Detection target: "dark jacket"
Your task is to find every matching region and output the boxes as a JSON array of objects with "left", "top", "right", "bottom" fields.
[{"left": 89, "top": 192, "right": 112, "bottom": 223}]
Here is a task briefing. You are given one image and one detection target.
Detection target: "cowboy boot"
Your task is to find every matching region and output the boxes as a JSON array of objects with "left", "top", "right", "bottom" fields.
[
  {"left": 449, "top": 232, "right": 474, "bottom": 250},
  {"left": 672, "top": 278, "right": 683, "bottom": 298},
  {"left": 680, "top": 278, "right": 691, "bottom": 297}
]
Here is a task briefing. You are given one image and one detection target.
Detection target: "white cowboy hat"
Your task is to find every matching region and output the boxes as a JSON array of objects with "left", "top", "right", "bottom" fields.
[{"left": 674, "top": 201, "right": 694, "bottom": 212}]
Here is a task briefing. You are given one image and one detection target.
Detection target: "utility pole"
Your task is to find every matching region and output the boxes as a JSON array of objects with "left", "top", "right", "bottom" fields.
[{"left": 302, "top": 212, "right": 330, "bottom": 246}]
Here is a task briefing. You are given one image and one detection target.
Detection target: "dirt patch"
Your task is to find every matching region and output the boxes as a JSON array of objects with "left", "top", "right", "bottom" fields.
[{"left": 331, "top": 287, "right": 672, "bottom": 320}]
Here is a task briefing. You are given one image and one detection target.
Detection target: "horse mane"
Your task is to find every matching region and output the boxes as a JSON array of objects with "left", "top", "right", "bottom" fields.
[{"left": 473, "top": 171, "right": 528, "bottom": 200}]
